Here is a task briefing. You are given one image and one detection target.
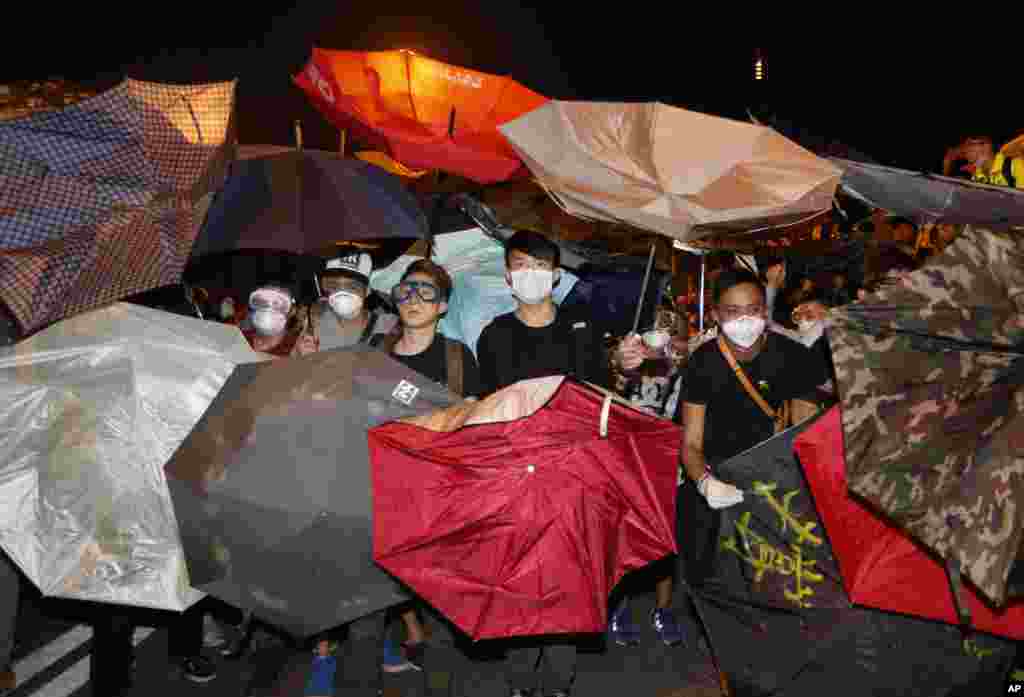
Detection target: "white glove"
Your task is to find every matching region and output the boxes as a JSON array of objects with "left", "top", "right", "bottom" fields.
[{"left": 697, "top": 474, "right": 744, "bottom": 510}]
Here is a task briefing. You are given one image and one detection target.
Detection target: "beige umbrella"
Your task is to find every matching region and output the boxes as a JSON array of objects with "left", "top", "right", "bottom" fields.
[{"left": 499, "top": 101, "right": 841, "bottom": 242}]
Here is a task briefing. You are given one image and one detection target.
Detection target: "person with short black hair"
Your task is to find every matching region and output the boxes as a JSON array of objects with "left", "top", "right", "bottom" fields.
[
  {"left": 477, "top": 230, "right": 635, "bottom": 697},
  {"left": 677, "top": 270, "right": 827, "bottom": 620}
]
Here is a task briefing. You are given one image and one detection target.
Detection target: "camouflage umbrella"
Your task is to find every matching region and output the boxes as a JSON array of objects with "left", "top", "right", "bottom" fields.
[
  {"left": 828, "top": 226, "right": 1024, "bottom": 606},
  {"left": 0, "top": 79, "right": 236, "bottom": 337}
]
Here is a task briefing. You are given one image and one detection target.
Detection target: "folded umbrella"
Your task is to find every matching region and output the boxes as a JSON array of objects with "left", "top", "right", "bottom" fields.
[
  {"left": 499, "top": 101, "right": 841, "bottom": 241},
  {"left": 368, "top": 377, "right": 679, "bottom": 640},
  {"left": 0, "top": 303, "right": 258, "bottom": 611},
  {"left": 0, "top": 79, "right": 236, "bottom": 336},
  {"left": 294, "top": 48, "right": 548, "bottom": 184},
  {"left": 164, "top": 345, "right": 457, "bottom": 638}
]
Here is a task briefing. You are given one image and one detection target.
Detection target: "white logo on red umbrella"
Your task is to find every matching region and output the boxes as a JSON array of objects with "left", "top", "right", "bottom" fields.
[
  {"left": 440, "top": 68, "right": 483, "bottom": 89},
  {"left": 306, "top": 63, "right": 336, "bottom": 105}
]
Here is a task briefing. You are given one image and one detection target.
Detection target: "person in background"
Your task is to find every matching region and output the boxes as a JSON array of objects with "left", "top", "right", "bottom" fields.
[
  {"left": 294, "top": 253, "right": 399, "bottom": 356},
  {"left": 790, "top": 291, "right": 838, "bottom": 403},
  {"left": 370, "top": 259, "right": 480, "bottom": 672},
  {"left": 887, "top": 217, "right": 919, "bottom": 257},
  {"left": 238, "top": 284, "right": 304, "bottom": 358},
  {"left": 944, "top": 135, "right": 1023, "bottom": 189},
  {"left": 826, "top": 273, "right": 852, "bottom": 307},
  {"left": 304, "top": 638, "right": 338, "bottom": 697}
]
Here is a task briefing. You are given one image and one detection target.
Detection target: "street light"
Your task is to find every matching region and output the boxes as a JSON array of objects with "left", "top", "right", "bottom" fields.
[{"left": 753, "top": 49, "right": 766, "bottom": 81}]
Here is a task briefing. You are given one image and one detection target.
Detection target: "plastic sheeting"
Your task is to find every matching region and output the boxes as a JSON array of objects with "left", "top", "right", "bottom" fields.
[
  {"left": 369, "top": 228, "right": 578, "bottom": 355},
  {"left": 0, "top": 303, "right": 261, "bottom": 611}
]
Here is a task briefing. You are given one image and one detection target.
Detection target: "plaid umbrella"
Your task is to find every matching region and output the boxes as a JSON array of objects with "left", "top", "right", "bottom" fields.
[{"left": 0, "top": 78, "right": 236, "bottom": 336}]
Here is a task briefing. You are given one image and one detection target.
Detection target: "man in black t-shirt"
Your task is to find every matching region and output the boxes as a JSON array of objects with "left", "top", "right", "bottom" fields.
[
  {"left": 477, "top": 231, "right": 639, "bottom": 697},
  {"left": 678, "top": 270, "right": 827, "bottom": 592}
]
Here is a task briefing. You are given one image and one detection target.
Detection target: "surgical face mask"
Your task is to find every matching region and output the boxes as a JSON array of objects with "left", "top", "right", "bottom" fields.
[
  {"left": 721, "top": 316, "right": 766, "bottom": 348},
  {"left": 509, "top": 269, "right": 554, "bottom": 305},
  {"left": 250, "top": 309, "right": 288, "bottom": 336},
  {"left": 796, "top": 319, "right": 825, "bottom": 347},
  {"left": 327, "top": 290, "right": 364, "bottom": 319}
]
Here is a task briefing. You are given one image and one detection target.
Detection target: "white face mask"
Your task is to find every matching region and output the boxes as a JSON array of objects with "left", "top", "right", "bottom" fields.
[
  {"left": 327, "top": 290, "right": 364, "bottom": 320},
  {"left": 796, "top": 319, "right": 825, "bottom": 347},
  {"left": 509, "top": 269, "right": 554, "bottom": 305},
  {"left": 250, "top": 309, "right": 288, "bottom": 336},
  {"left": 721, "top": 316, "right": 766, "bottom": 348}
]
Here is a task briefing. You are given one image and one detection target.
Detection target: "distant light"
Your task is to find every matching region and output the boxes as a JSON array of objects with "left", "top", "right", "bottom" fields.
[{"left": 754, "top": 59, "right": 764, "bottom": 80}]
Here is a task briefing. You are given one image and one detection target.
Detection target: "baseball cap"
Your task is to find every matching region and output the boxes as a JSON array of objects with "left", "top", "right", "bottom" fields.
[{"left": 323, "top": 252, "right": 372, "bottom": 284}]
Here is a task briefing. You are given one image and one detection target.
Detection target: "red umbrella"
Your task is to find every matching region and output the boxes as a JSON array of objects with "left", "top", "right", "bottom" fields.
[
  {"left": 293, "top": 48, "right": 548, "bottom": 185},
  {"left": 368, "top": 377, "right": 678, "bottom": 640},
  {"left": 793, "top": 406, "right": 1024, "bottom": 640}
]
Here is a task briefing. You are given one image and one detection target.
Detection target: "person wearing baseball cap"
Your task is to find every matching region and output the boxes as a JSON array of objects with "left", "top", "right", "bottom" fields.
[{"left": 294, "top": 251, "right": 399, "bottom": 355}]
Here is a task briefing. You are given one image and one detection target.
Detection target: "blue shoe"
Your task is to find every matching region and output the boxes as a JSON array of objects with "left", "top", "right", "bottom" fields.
[
  {"left": 607, "top": 600, "right": 640, "bottom": 647},
  {"left": 381, "top": 638, "right": 420, "bottom": 673},
  {"left": 650, "top": 608, "right": 684, "bottom": 647}
]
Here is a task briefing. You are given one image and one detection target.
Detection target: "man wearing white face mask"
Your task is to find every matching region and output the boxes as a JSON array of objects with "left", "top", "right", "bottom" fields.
[
  {"left": 294, "top": 252, "right": 399, "bottom": 355},
  {"left": 677, "top": 270, "right": 826, "bottom": 616},
  {"left": 477, "top": 230, "right": 618, "bottom": 401}
]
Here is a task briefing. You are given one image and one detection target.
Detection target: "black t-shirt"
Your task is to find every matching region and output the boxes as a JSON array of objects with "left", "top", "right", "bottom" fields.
[
  {"left": 682, "top": 332, "right": 828, "bottom": 465},
  {"left": 372, "top": 334, "right": 481, "bottom": 398},
  {"left": 476, "top": 307, "right": 610, "bottom": 396}
]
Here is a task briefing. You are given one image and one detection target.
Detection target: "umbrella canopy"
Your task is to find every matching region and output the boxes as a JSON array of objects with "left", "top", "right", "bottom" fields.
[
  {"left": 0, "top": 79, "right": 236, "bottom": 336},
  {"left": 164, "top": 345, "right": 458, "bottom": 638},
  {"left": 828, "top": 226, "right": 1024, "bottom": 605},
  {"left": 368, "top": 377, "right": 679, "bottom": 640},
  {"left": 794, "top": 406, "right": 1024, "bottom": 639},
  {"left": 833, "top": 158, "right": 1024, "bottom": 230},
  {"left": 0, "top": 303, "right": 258, "bottom": 611},
  {"left": 189, "top": 145, "right": 428, "bottom": 259},
  {"left": 498, "top": 101, "right": 841, "bottom": 241},
  {"left": 689, "top": 416, "right": 1015, "bottom": 697},
  {"left": 294, "top": 48, "right": 548, "bottom": 184}
]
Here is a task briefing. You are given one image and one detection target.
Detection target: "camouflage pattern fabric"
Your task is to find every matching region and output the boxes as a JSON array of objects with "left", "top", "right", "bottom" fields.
[
  {"left": 829, "top": 226, "right": 1024, "bottom": 605},
  {"left": 0, "top": 79, "right": 236, "bottom": 335}
]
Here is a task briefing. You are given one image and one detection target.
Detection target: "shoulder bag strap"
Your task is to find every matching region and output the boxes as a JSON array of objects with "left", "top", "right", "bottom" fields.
[
  {"left": 444, "top": 338, "right": 464, "bottom": 397},
  {"left": 717, "top": 335, "right": 778, "bottom": 422}
]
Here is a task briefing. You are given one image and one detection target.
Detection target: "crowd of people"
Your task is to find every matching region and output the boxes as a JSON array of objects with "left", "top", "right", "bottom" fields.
[{"left": 0, "top": 129, "right": 1019, "bottom": 696}]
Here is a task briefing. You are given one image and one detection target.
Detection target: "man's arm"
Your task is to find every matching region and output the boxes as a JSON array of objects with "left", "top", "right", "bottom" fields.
[
  {"left": 790, "top": 399, "right": 819, "bottom": 425},
  {"left": 681, "top": 402, "right": 707, "bottom": 482},
  {"left": 476, "top": 328, "right": 498, "bottom": 397}
]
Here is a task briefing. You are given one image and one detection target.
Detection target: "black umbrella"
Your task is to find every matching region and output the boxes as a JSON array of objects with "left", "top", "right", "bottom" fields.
[
  {"left": 834, "top": 158, "right": 1024, "bottom": 230},
  {"left": 189, "top": 145, "right": 429, "bottom": 260},
  {"left": 164, "top": 345, "right": 458, "bottom": 638},
  {"left": 687, "top": 417, "right": 1015, "bottom": 696}
]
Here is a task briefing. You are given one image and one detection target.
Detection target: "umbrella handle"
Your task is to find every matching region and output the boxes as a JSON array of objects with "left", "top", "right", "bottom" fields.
[{"left": 631, "top": 242, "right": 657, "bottom": 335}]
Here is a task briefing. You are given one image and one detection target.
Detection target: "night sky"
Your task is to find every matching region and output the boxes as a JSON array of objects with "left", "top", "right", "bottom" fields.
[{"left": 8, "top": 3, "right": 1020, "bottom": 173}]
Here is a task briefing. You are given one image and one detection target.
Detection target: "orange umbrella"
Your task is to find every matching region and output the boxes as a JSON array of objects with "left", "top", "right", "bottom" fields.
[{"left": 294, "top": 48, "right": 547, "bottom": 184}]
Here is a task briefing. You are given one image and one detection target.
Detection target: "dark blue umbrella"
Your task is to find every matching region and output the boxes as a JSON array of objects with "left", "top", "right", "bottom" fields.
[{"left": 190, "top": 145, "right": 429, "bottom": 259}]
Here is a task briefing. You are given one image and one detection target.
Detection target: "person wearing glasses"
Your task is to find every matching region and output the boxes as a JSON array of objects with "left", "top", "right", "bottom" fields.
[
  {"left": 370, "top": 259, "right": 480, "bottom": 673},
  {"left": 293, "top": 253, "right": 399, "bottom": 356}
]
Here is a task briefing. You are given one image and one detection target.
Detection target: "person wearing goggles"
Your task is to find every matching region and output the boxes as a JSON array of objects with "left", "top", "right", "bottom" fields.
[{"left": 370, "top": 259, "right": 480, "bottom": 673}]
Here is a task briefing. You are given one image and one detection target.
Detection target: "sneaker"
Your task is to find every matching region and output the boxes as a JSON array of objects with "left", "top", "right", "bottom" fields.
[
  {"left": 607, "top": 600, "right": 640, "bottom": 647},
  {"left": 544, "top": 691, "right": 570, "bottom": 697},
  {"left": 181, "top": 655, "right": 218, "bottom": 683},
  {"left": 508, "top": 690, "right": 535, "bottom": 697},
  {"left": 650, "top": 608, "right": 685, "bottom": 647},
  {"left": 381, "top": 638, "right": 420, "bottom": 673},
  {"left": 202, "top": 615, "right": 230, "bottom": 649}
]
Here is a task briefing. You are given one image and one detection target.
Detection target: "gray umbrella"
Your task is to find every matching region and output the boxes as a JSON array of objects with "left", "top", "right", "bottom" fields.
[{"left": 164, "top": 345, "right": 457, "bottom": 637}]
